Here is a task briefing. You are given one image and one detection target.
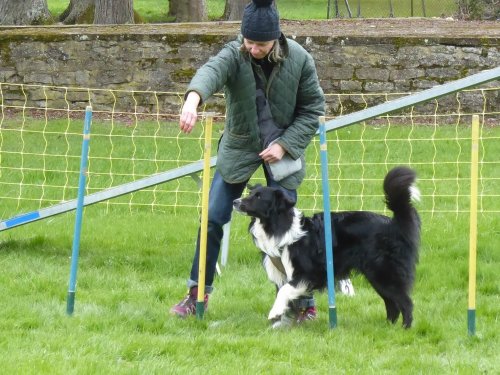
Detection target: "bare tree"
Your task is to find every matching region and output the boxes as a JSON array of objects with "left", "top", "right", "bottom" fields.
[
  {"left": 59, "top": 0, "right": 95, "bottom": 24},
  {"left": 60, "top": 0, "right": 135, "bottom": 24},
  {"left": 94, "top": 0, "right": 134, "bottom": 24},
  {"left": 168, "top": 0, "right": 207, "bottom": 22},
  {"left": 223, "top": 0, "right": 248, "bottom": 20},
  {"left": 168, "top": 0, "right": 178, "bottom": 19},
  {"left": 0, "top": 0, "right": 53, "bottom": 25}
]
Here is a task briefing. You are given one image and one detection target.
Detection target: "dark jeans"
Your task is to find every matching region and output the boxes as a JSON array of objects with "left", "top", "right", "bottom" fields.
[{"left": 187, "top": 164, "right": 297, "bottom": 292}]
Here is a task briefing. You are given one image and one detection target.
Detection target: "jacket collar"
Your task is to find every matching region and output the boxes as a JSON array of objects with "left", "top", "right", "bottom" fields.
[{"left": 278, "top": 33, "right": 289, "bottom": 58}]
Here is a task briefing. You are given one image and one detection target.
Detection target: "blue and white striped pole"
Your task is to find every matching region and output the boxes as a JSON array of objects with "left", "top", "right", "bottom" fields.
[
  {"left": 67, "top": 106, "right": 92, "bottom": 315},
  {"left": 319, "top": 116, "right": 337, "bottom": 328}
]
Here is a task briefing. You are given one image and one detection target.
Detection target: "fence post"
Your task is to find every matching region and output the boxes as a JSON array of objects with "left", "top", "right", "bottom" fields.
[
  {"left": 319, "top": 116, "right": 337, "bottom": 329},
  {"left": 67, "top": 106, "right": 92, "bottom": 315},
  {"left": 196, "top": 114, "right": 213, "bottom": 320},
  {"left": 467, "top": 114, "right": 479, "bottom": 335}
]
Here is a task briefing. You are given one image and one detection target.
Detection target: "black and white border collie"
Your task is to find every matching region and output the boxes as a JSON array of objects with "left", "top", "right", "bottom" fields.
[{"left": 233, "top": 166, "right": 421, "bottom": 328}]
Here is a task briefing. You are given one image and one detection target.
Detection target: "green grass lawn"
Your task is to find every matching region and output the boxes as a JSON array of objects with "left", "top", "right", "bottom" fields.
[
  {"left": 47, "top": 0, "right": 460, "bottom": 22},
  {"left": 0, "top": 115, "right": 499, "bottom": 373},
  {"left": 0, "top": 202, "right": 498, "bottom": 373}
]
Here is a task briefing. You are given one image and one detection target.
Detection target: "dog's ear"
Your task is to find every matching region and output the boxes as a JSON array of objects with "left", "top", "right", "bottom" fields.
[
  {"left": 274, "top": 189, "right": 295, "bottom": 211},
  {"left": 246, "top": 183, "right": 261, "bottom": 191}
]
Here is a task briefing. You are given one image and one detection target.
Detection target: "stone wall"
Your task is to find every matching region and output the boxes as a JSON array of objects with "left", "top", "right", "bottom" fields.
[{"left": 0, "top": 19, "right": 499, "bottom": 116}]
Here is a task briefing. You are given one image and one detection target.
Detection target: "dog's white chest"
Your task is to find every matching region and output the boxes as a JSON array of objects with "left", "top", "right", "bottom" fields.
[
  {"left": 250, "top": 222, "right": 281, "bottom": 257},
  {"left": 250, "top": 211, "right": 306, "bottom": 258}
]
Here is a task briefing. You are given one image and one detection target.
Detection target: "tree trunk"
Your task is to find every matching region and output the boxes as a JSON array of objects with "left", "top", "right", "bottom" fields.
[
  {"left": 168, "top": 0, "right": 178, "bottom": 18},
  {"left": 223, "top": 0, "right": 247, "bottom": 21},
  {"left": 0, "top": 0, "right": 52, "bottom": 25},
  {"left": 94, "top": 0, "right": 134, "bottom": 24},
  {"left": 168, "top": 0, "right": 207, "bottom": 22},
  {"left": 59, "top": 0, "right": 95, "bottom": 24}
]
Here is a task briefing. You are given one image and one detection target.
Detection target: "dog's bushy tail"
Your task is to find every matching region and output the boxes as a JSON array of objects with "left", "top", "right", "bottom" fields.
[{"left": 384, "top": 166, "right": 420, "bottom": 236}]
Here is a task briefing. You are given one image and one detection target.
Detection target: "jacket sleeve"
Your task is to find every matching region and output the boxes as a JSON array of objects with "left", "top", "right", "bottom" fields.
[
  {"left": 277, "top": 53, "right": 325, "bottom": 160},
  {"left": 186, "top": 42, "right": 240, "bottom": 105}
]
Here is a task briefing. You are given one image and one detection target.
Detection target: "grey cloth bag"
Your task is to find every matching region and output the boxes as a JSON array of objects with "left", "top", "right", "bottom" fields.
[
  {"left": 267, "top": 138, "right": 302, "bottom": 181},
  {"left": 254, "top": 69, "right": 302, "bottom": 181}
]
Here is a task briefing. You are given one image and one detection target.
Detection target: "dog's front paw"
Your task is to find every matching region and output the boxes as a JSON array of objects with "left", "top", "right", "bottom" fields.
[{"left": 271, "top": 314, "right": 294, "bottom": 329}]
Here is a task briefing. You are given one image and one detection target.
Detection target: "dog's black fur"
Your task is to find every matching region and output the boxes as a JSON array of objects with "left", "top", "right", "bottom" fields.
[{"left": 233, "top": 166, "right": 421, "bottom": 328}]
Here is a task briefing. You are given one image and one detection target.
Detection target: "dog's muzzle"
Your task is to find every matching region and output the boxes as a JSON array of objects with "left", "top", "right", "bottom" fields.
[{"left": 233, "top": 198, "right": 244, "bottom": 213}]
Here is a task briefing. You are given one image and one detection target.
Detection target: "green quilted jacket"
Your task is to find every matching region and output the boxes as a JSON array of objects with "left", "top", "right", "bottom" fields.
[{"left": 187, "top": 35, "right": 325, "bottom": 189}]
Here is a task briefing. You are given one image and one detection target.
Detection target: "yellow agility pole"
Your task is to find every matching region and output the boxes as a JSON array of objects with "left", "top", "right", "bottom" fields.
[
  {"left": 196, "top": 114, "right": 213, "bottom": 319},
  {"left": 467, "top": 114, "right": 479, "bottom": 335}
]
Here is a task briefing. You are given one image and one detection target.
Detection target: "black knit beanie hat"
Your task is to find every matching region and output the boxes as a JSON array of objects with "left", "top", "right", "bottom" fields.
[{"left": 241, "top": 0, "right": 281, "bottom": 42}]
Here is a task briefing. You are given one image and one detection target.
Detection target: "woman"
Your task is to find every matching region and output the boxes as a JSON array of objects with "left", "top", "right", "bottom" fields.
[{"left": 170, "top": 0, "right": 325, "bottom": 325}]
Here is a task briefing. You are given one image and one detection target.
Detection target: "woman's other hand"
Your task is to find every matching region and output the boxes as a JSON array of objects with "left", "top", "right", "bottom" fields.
[{"left": 259, "top": 142, "right": 286, "bottom": 163}]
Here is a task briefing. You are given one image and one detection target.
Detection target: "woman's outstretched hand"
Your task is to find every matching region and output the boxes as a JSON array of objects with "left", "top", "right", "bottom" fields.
[{"left": 179, "top": 91, "right": 201, "bottom": 134}]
